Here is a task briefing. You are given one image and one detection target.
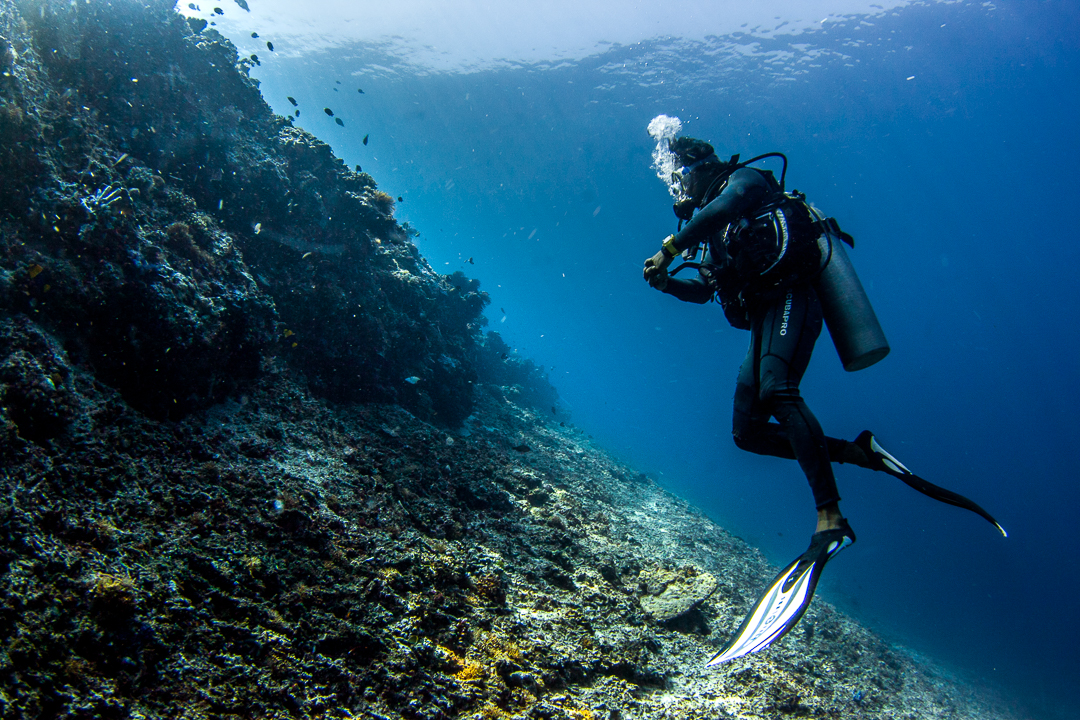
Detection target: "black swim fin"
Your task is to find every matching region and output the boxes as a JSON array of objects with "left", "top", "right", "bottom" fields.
[
  {"left": 707, "top": 521, "right": 855, "bottom": 666},
  {"left": 854, "top": 431, "right": 1007, "bottom": 537}
]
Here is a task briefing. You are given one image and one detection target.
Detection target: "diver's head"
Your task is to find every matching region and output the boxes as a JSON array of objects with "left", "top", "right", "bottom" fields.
[
  {"left": 669, "top": 136, "right": 721, "bottom": 218},
  {"left": 669, "top": 136, "right": 716, "bottom": 168}
]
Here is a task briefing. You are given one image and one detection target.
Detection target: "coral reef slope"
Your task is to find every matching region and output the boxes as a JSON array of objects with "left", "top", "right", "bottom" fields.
[
  {"left": 0, "top": 1, "right": 1024, "bottom": 718},
  {"left": 0, "top": 364, "right": 1024, "bottom": 719}
]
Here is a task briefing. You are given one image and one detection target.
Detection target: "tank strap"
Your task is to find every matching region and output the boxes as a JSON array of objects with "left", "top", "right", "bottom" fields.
[
  {"left": 787, "top": 191, "right": 855, "bottom": 248},
  {"left": 817, "top": 216, "right": 855, "bottom": 248}
]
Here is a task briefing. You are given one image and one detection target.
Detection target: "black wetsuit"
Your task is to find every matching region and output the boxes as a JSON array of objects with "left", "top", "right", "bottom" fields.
[{"left": 662, "top": 167, "right": 846, "bottom": 509}]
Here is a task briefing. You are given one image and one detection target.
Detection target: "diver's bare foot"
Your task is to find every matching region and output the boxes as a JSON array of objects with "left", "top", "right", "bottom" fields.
[{"left": 815, "top": 502, "right": 845, "bottom": 533}]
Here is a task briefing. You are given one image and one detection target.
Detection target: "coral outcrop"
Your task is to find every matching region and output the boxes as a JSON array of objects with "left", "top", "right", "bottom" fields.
[{"left": 0, "top": 1, "right": 1025, "bottom": 719}]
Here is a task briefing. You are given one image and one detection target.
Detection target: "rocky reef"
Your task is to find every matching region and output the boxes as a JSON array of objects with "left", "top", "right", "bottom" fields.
[{"left": 0, "top": 1, "right": 1026, "bottom": 718}]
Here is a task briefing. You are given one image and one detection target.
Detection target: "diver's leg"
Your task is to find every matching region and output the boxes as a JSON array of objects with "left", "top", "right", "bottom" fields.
[
  {"left": 734, "top": 422, "right": 865, "bottom": 465},
  {"left": 752, "top": 286, "right": 844, "bottom": 527},
  {"left": 733, "top": 328, "right": 864, "bottom": 466},
  {"left": 732, "top": 306, "right": 806, "bottom": 458},
  {"left": 732, "top": 326, "right": 778, "bottom": 454}
]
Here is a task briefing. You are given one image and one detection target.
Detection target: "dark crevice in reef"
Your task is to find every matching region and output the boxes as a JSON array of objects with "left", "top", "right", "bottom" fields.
[{"left": 0, "top": 1, "right": 1028, "bottom": 719}]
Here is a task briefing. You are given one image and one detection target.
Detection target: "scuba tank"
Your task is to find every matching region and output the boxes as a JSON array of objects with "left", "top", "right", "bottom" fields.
[{"left": 808, "top": 206, "right": 890, "bottom": 371}]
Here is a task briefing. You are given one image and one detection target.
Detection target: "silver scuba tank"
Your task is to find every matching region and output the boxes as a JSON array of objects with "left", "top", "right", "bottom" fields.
[{"left": 811, "top": 214, "right": 890, "bottom": 371}]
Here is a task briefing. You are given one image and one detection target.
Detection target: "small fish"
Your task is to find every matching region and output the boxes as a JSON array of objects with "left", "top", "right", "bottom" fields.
[
  {"left": 283, "top": 329, "right": 294, "bottom": 337},
  {"left": 294, "top": 110, "right": 299, "bottom": 116},
  {"left": 335, "top": 117, "right": 344, "bottom": 126},
  {"left": 357, "top": 88, "right": 364, "bottom": 94},
  {"left": 500, "top": 308, "right": 505, "bottom": 313},
  {"left": 287, "top": 96, "right": 297, "bottom": 106},
  {"left": 250, "top": 31, "right": 258, "bottom": 38},
  {"left": 324, "top": 108, "right": 334, "bottom": 116},
  {"left": 250, "top": 54, "right": 259, "bottom": 65},
  {"left": 335, "top": 80, "right": 341, "bottom": 84},
  {"left": 266, "top": 41, "right": 274, "bottom": 51},
  {"left": 188, "top": 3, "right": 196, "bottom": 8},
  {"left": 467, "top": 257, "right": 474, "bottom": 264},
  {"left": 112, "top": 153, "right": 129, "bottom": 166},
  {"left": 404, "top": 376, "right": 420, "bottom": 385},
  {"left": 235, "top": 0, "right": 249, "bottom": 9},
  {"left": 28, "top": 264, "right": 44, "bottom": 279},
  {"left": 512, "top": 444, "right": 531, "bottom": 453},
  {"left": 500, "top": 353, "right": 508, "bottom": 360},
  {"left": 397, "top": 196, "right": 402, "bottom": 202},
  {"left": 253, "top": 222, "right": 262, "bottom": 234},
  {"left": 302, "top": 251, "right": 313, "bottom": 259},
  {"left": 213, "top": 7, "right": 223, "bottom": 15},
  {"left": 355, "top": 164, "right": 362, "bottom": 172},
  {"left": 362, "top": 134, "right": 369, "bottom": 145}
]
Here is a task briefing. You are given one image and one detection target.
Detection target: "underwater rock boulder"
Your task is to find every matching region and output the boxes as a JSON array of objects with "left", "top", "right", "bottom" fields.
[
  {"left": 0, "top": 316, "right": 75, "bottom": 444},
  {"left": 637, "top": 565, "right": 719, "bottom": 624}
]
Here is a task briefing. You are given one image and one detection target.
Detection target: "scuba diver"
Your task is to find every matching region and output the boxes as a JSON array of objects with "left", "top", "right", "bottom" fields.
[{"left": 641, "top": 131, "right": 1006, "bottom": 665}]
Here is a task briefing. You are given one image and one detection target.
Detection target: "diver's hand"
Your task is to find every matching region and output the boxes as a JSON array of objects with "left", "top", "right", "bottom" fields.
[
  {"left": 644, "top": 235, "right": 678, "bottom": 290},
  {"left": 643, "top": 251, "right": 671, "bottom": 290}
]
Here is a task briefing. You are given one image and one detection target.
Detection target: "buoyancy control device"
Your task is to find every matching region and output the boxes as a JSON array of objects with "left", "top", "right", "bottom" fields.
[{"left": 671, "top": 153, "right": 889, "bottom": 371}]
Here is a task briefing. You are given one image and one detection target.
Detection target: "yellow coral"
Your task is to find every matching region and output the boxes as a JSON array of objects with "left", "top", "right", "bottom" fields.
[
  {"left": 241, "top": 555, "right": 263, "bottom": 574},
  {"left": 436, "top": 645, "right": 465, "bottom": 673},
  {"left": 89, "top": 572, "right": 136, "bottom": 605},
  {"left": 566, "top": 710, "right": 594, "bottom": 720},
  {"left": 472, "top": 573, "right": 505, "bottom": 604},
  {"left": 477, "top": 703, "right": 512, "bottom": 720},
  {"left": 455, "top": 659, "right": 487, "bottom": 684},
  {"left": 478, "top": 632, "right": 524, "bottom": 664}
]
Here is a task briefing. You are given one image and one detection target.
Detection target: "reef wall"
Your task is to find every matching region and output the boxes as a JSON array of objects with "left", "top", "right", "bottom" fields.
[{"left": 1, "top": 0, "right": 492, "bottom": 427}]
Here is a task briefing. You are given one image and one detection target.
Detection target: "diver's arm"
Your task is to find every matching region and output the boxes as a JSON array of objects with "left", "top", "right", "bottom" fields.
[
  {"left": 671, "top": 168, "right": 771, "bottom": 251},
  {"left": 644, "top": 169, "right": 768, "bottom": 290},
  {"left": 662, "top": 274, "right": 713, "bottom": 304},
  {"left": 647, "top": 245, "right": 721, "bottom": 304}
]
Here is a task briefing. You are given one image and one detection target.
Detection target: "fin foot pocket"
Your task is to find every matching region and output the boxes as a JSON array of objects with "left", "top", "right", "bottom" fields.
[{"left": 853, "top": 431, "right": 1007, "bottom": 537}]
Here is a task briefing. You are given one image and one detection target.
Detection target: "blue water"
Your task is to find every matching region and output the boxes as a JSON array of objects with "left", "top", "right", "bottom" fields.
[{"left": 196, "top": 1, "right": 1079, "bottom": 716}]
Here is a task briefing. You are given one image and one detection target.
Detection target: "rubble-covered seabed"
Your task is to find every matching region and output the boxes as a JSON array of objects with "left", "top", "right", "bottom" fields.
[
  {"left": 0, "top": 1, "right": 1028, "bottom": 718},
  {"left": 1, "top": 370, "right": 1030, "bottom": 720}
]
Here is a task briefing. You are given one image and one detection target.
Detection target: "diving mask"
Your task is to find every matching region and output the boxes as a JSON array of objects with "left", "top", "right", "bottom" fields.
[
  {"left": 671, "top": 155, "right": 713, "bottom": 197},
  {"left": 669, "top": 155, "right": 716, "bottom": 219}
]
